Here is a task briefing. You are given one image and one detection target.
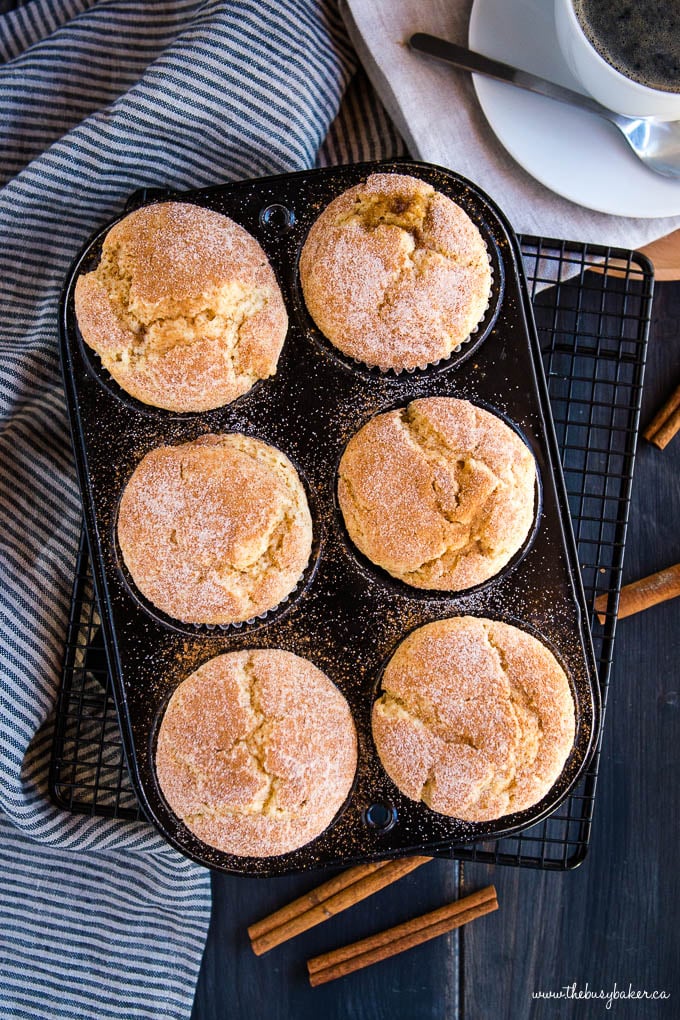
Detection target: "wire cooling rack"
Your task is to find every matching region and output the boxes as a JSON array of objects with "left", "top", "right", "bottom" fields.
[{"left": 49, "top": 236, "right": 653, "bottom": 867}]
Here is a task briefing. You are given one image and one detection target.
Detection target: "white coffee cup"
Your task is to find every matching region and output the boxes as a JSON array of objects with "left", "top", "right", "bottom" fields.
[{"left": 554, "top": 0, "right": 680, "bottom": 121}]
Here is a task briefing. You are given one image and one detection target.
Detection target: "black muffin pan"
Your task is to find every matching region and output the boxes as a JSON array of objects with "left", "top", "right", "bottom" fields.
[{"left": 59, "top": 160, "right": 600, "bottom": 876}]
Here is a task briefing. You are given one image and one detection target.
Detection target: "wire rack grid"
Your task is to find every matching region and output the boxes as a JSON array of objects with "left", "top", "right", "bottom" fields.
[{"left": 49, "top": 236, "right": 653, "bottom": 868}]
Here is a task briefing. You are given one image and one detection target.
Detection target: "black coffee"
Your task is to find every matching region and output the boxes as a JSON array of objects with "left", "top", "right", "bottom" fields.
[{"left": 572, "top": 0, "right": 680, "bottom": 93}]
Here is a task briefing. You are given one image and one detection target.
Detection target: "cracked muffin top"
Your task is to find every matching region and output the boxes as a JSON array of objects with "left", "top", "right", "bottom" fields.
[
  {"left": 74, "top": 202, "right": 288, "bottom": 412},
  {"left": 372, "top": 617, "right": 575, "bottom": 822},
  {"left": 117, "top": 434, "right": 312, "bottom": 625},
  {"left": 299, "top": 173, "right": 491, "bottom": 371},
  {"left": 155, "top": 649, "right": 357, "bottom": 857},
  {"left": 338, "top": 397, "right": 536, "bottom": 591}
]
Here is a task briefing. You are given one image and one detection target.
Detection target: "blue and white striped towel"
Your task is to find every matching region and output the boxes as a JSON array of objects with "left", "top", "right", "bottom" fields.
[{"left": 0, "top": 2, "right": 374, "bottom": 1016}]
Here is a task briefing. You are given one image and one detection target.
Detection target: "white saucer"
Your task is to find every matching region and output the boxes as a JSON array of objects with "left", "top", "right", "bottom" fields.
[{"left": 469, "top": 0, "right": 680, "bottom": 218}]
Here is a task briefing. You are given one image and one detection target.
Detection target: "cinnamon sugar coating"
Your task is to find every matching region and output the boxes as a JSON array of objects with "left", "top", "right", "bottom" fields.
[
  {"left": 338, "top": 397, "right": 536, "bottom": 591},
  {"left": 74, "top": 202, "right": 288, "bottom": 412},
  {"left": 117, "top": 434, "right": 312, "bottom": 625},
  {"left": 299, "top": 173, "right": 491, "bottom": 371},
  {"left": 155, "top": 650, "right": 357, "bottom": 857},
  {"left": 372, "top": 617, "right": 575, "bottom": 822}
]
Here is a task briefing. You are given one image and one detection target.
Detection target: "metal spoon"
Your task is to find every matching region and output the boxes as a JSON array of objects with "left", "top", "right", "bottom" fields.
[{"left": 409, "top": 33, "right": 680, "bottom": 180}]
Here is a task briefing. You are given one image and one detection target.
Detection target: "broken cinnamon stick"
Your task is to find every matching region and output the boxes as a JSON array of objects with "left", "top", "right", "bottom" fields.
[
  {"left": 643, "top": 383, "right": 680, "bottom": 449},
  {"left": 249, "top": 855, "right": 431, "bottom": 956},
  {"left": 307, "top": 885, "right": 498, "bottom": 986},
  {"left": 595, "top": 562, "right": 680, "bottom": 624}
]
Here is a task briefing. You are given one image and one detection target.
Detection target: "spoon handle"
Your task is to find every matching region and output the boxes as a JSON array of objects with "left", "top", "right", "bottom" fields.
[{"left": 409, "top": 33, "right": 615, "bottom": 121}]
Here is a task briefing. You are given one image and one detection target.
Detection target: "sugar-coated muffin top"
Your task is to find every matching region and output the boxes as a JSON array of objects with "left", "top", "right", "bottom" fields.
[
  {"left": 338, "top": 397, "right": 536, "bottom": 591},
  {"left": 372, "top": 616, "right": 575, "bottom": 822},
  {"left": 300, "top": 173, "right": 491, "bottom": 370},
  {"left": 75, "top": 201, "right": 288, "bottom": 411},
  {"left": 117, "top": 434, "right": 312, "bottom": 625},
  {"left": 156, "top": 649, "right": 357, "bottom": 857}
]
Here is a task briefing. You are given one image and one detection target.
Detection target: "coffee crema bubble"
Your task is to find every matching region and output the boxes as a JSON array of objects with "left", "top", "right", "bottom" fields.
[{"left": 573, "top": 0, "right": 680, "bottom": 94}]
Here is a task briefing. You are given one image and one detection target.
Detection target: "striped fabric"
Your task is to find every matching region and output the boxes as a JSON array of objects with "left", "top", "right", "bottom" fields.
[
  {"left": 318, "top": 66, "right": 407, "bottom": 167},
  {"left": 0, "top": 1, "right": 364, "bottom": 1016}
]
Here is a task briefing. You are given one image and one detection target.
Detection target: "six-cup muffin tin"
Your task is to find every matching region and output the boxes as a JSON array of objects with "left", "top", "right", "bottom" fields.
[{"left": 59, "top": 159, "right": 600, "bottom": 876}]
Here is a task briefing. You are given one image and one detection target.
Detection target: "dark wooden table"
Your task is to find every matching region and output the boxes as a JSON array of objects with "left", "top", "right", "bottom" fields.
[{"left": 191, "top": 278, "right": 679, "bottom": 1020}]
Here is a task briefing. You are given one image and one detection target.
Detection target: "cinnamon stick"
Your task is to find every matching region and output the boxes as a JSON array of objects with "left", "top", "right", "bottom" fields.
[
  {"left": 249, "top": 855, "right": 431, "bottom": 956},
  {"left": 307, "top": 885, "right": 498, "bottom": 987},
  {"left": 643, "top": 383, "right": 680, "bottom": 449},
  {"left": 595, "top": 562, "right": 680, "bottom": 624},
  {"left": 248, "top": 860, "right": 388, "bottom": 942}
]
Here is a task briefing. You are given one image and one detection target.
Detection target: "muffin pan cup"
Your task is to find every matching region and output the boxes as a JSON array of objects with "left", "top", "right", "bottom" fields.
[{"left": 59, "top": 160, "right": 600, "bottom": 876}]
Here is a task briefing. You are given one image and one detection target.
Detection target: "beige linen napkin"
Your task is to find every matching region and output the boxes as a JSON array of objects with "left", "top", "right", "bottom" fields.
[{"left": 340, "top": 0, "right": 680, "bottom": 248}]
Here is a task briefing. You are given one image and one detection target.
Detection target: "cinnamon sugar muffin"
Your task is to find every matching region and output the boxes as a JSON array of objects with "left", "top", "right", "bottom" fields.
[
  {"left": 338, "top": 397, "right": 536, "bottom": 591},
  {"left": 299, "top": 173, "right": 491, "bottom": 371},
  {"left": 117, "top": 434, "right": 312, "bottom": 625},
  {"left": 155, "top": 650, "right": 357, "bottom": 857},
  {"left": 372, "top": 617, "right": 575, "bottom": 822},
  {"left": 74, "top": 202, "right": 288, "bottom": 412}
]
